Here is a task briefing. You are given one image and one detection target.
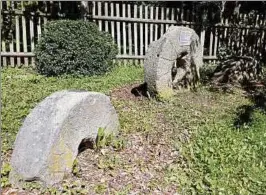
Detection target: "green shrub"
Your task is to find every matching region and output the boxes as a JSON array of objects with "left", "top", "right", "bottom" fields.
[
  {"left": 200, "top": 62, "right": 217, "bottom": 84},
  {"left": 35, "top": 20, "right": 117, "bottom": 76}
]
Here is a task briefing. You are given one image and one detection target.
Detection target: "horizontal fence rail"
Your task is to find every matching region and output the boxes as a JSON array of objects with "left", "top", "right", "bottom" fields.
[{"left": 1, "top": 1, "right": 266, "bottom": 67}]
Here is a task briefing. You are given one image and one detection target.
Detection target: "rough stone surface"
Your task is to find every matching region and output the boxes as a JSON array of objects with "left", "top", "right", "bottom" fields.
[
  {"left": 144, "top": 26, "right": 203, "bottom": 97},
  {"left": 9, "top": 90, "right": 119, "bottom": 187}
]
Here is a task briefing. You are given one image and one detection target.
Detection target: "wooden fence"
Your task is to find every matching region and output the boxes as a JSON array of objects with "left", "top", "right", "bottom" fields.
[{"left": 1, "top": 1, "right": 266, "bottom": 67}]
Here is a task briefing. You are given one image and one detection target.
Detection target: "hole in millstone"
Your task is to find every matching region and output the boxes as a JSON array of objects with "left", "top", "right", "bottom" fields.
[
  {"left": 78, "top": 138, "right": 94, "bottom": 153},
  {"left": 131, "top": 82, "right": 149, "bottom": 97},
  {"left": 172, "top": 61, "right": 177, "bottom": 81}
]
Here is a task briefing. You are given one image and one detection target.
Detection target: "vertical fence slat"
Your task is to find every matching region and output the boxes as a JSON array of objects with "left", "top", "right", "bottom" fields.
[
  {"left": 122, "top": 4, "right": 127, "bottom": 65},
  {"left": 200, "top": 29, "right": 205, "bottom": 56},
  {"left": 149, "top": 6, "right": 154, "bottom": 43},
  {"left": 30, "top": 14, "right": 35, "bottom": 66},
  {"left": 116, "top": 3, "right": 121, "bottom": 64},
  {"left": 1, "top": 41, "right": 7, "bottom": 67},
  {"left": 209, "top": 28, "right": 213, "bottom": 56},
  {"left": 127, "top": 4, "right": 132, "bottom": 64},
  {"left": 9, "top": 36, "right": 15, "bottom": 67},
  {"left": 218, "top": 18, "right": 223, "bottom": 48},
  {"left": 133, "top": 4, "right": 138, "bottom": 65},
  {"left": 155, "top": 6, "right": 159, "bottom": 40},
  {"left": 180, "top": 3, "right": 184, "bottom": 21},
  {"left": 110, "top": 3, "right": 115, "bottom": 42},
  {"left": 15, "top": 15, "right": 21, "bottom": 66},
  {"left": 133, "top": 5, "right": 138, "bottom": 57},
  {"left": 170, "top": 7, "right": 175, "bottom": 27},
  {"left": 22, "top": 3, "right": 28, "bottom": 66},
  {"left": 165, "top": 7, "right": 170, "bottom": 30},
  {"left": 140, "top": 5, "right": 144, "bottom": 57},
  {"left": 116, "top": 3, "right": 121, "bottom": 54},
  {"left": 176, "top": 8, "right": 180, "bottom": 21},
  {"left": 144, "top": 6, "right": 148, "bottom": 53},
  {"left": 8, "top": 1, "right": 15, "bottom": 67},
  {"left": 37, "top": 17, "right": 41, "bottom": 40},
  {"left": 214, "top": 28, "right": 218, "bottom": 57},
  {"left": 92, "top": 1, "right": 96, "bottom": 22},
  {"left": 104, "top": 2, "right": 109, "bottom": 32},
  {"left": 160, "top": 7, "right": 165, "bottom": 37},
  {"left": 98, "top": 2, "right": 102, "bottom": 31}
]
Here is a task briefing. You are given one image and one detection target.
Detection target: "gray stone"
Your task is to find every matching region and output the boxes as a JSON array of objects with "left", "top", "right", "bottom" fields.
[
  {"left": 144, "top": 26, "right": 203, "bottom": 97},
  {"left": 9, "top": 90, "right": 119, "bottom": 187}
]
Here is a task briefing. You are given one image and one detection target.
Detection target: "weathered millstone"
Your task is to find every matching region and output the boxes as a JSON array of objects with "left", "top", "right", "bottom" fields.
[
  {"left": 9, "top": 90, "right": 119, "bottom": 187},
  {"left": 144, "top": 26, "right": 203, "bottom": 98}
]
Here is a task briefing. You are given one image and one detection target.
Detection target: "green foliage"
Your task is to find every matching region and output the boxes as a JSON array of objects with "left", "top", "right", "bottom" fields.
[
  {"left": 95, "top": 127, "right": 126, "bottom": 151},
  {"left": 94, "top": 183, "right": 107, "bottom": 194},
  {"left": 97, "top": 154, "right": 122, "bottom": 171},
  {"left": 165, "top": 98, "right": 266, "bottom": 194},
  {"left": 200, "top": 62, "right": 217, "bottom": 84},
  {"left": 194, "top": 2, "right": 223, "bottom": 27},
  {"left": 35, "top": 20, "right": 118, "bottom": 76},
  {"left": 1, "top": 1, "right": 16, "bottom": 42},
  {"left": 72, "top": 159, "right": 80, "bottom": 176},
  {"left": 39, "top": 180, "right": 88, "bottom": 194},
  {"left": 1, "top": 163, "right": 11, "bottom": 188},
  {"left": 95, "top": 127, "right": 107, "bottom": 150}
]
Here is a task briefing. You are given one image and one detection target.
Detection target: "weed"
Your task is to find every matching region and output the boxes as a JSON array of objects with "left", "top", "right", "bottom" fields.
[
  {"left": 94, "top": 183, "right": 107, "bottom": 194},
  {"left": 1, "top": 163, "right": 11, "bottom": 188},
  {"left": 72, "top": 159, "right": 80, "bottom": 176},
  {"left": 95, "top": 127, "right": 126, "bottom": 151}
]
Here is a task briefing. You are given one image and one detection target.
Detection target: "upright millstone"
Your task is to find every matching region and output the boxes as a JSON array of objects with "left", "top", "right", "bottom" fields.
[
  {"left": 144, "top": 26, "right": 203, "bottom": 99},
  {"left": 9, "top": 90, "right": 120, "bottom": 187}
]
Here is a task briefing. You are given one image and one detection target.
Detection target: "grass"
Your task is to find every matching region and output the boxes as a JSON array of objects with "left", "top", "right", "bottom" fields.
[
  {"left": 1, "top": 65, "right": 266, "bottom": 194},
  {"left": 164, "top": 93, "right": 266, "bottom": 194}
]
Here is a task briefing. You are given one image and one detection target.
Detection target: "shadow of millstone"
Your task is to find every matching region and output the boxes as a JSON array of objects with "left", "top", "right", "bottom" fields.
[{"left": 9, "top": 90, "right": 120, "bottom": 187}]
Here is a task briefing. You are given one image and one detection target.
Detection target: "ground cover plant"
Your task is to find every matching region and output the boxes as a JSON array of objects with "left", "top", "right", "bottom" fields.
[{"left": 1, "top": 64, "right": 266, "bottom": 194}]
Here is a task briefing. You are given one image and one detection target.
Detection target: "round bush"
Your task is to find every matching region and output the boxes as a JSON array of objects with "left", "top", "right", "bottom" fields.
[{"left": 35, "top": 20, "right": 118, "bottom": 76}]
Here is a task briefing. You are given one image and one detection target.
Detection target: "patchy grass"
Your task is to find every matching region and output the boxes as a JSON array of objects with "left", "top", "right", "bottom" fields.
[
  {"left": 2, "top": 65, "right": 266, "bottom": 194},
  {"left": 164, "top": 90, "right": 266, "bottom": 195}
]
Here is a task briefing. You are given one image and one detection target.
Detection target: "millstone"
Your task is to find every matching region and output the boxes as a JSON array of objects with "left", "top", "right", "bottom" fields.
[
  {"left": 144, "top": 26, "right": 203, "bottom": 98},
  {"left": 9, "top": 90, "right": 120, "bottom": 187}
]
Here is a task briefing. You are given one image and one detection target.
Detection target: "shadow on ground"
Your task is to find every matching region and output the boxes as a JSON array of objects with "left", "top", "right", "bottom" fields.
[{"left": 234, "top": 80, "right": 266, "bottom": 128}]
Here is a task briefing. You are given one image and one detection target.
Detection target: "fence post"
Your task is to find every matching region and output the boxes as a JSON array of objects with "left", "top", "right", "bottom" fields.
[{"left": 200, "top": 27, "right": 206, "bottom": 56}]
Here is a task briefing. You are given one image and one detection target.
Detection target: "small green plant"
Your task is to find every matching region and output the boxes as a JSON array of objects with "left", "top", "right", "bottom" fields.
[
  {"left": 35, "top": 19, "right": 118, "bottom": 76},
  {"left": 95, "top": 127, "right": 126, "bottom": 151},
  {"left": 72, "top": 159, "right": 80, "bottom": 176},
  {"left": 97, "top": 155, "right": 122, "bottom": 170},
  {"left": 22, "top": 181, "right": 43, "bottom": 191},
  {"left": 200, "top": 62, "right": 217, "bottom": 84},
  {"left": 94, "top": 183, "right": 107, "bottom": 194},
  {"left": 112, "top": 137, "right": 126, "bottom": 151},
  {"left": 95, "top": 127, "right": 109, "bottom": 150},
  {"left": 1, "top": 163, "right": 11, "bottom": 188}
]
